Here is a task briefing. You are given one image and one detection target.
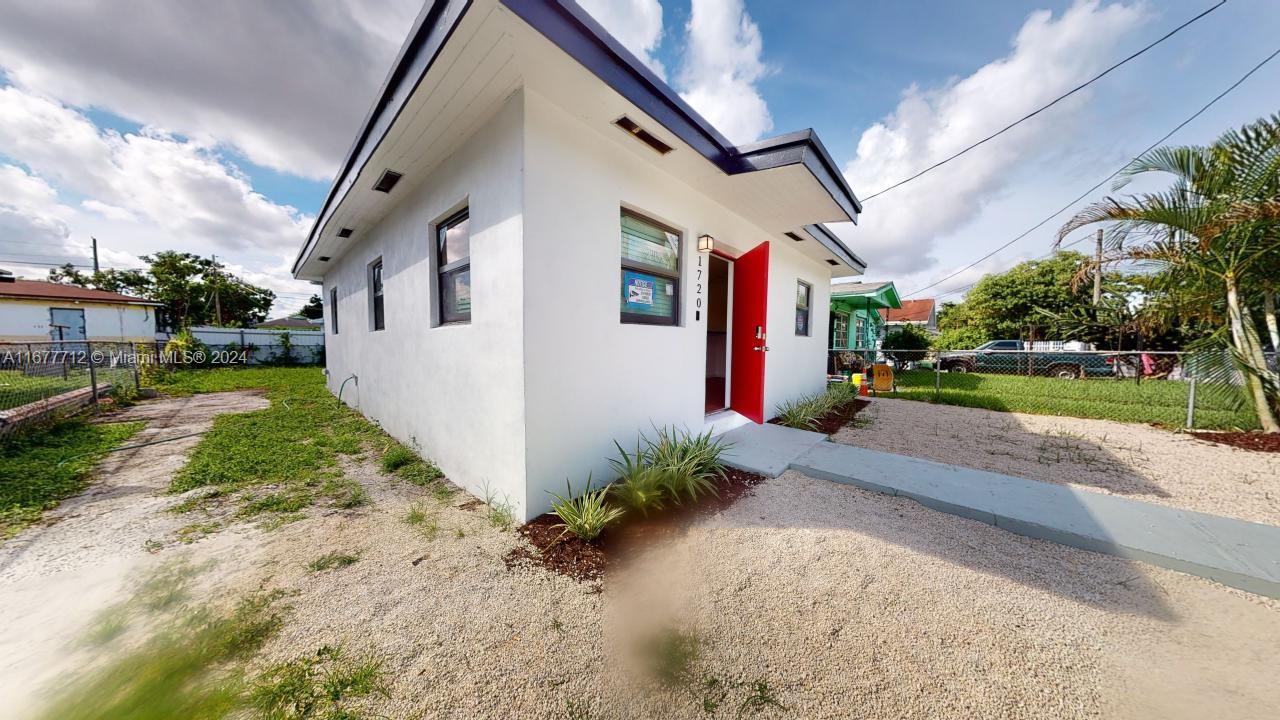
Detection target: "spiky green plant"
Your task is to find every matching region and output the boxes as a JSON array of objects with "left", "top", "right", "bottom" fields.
[
  {"left": 774, "top": 393, "right": 822, "bottom": 430},
  {"left": 547, "top": 475, "right": 624, "bottom": 541},
  {"left": 608, "top": 442, "right": 667, "bottom": 516},
  {"left": 642, "top": 426, "right": 727, "bottom": 502}
]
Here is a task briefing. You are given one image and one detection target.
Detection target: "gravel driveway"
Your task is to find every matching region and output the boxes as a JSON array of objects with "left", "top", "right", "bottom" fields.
[
  {"left": 832, "top": 397, "right": 1280, "bottom": 526},
  {"left": 8, "top": 393, "right": 1279, "bottom": 719}
]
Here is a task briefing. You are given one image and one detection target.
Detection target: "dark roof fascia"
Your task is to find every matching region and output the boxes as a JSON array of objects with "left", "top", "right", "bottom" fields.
[
  {"left": 803, "top": 223, "right": 866, "bottom": 271},
  {"left": 295, "top": 0, "right": 864, "bottom": 274},
  {"left": 292, "top": 0, "right": 474, "bottom": 276},
  {"left": 732, "top": 130, "right": 862, "bottom": 221}
]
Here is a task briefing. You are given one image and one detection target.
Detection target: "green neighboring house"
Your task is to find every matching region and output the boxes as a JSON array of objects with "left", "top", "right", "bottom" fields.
[{"left": 828, "top": 280, "right": 901, "bottom": 351}]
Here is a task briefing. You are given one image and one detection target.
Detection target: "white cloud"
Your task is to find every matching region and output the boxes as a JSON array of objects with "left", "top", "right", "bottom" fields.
[
  {"left": 678, "top": 0, "right": 773, "bottom": 145},
  {"left": 0, "top": 86, "right": 309, "bottom": 255},
  {"left": 0, "top": 0, "right": 419, "bottom": 179},
  {"left": 578, "top": 0, "right": 667, "bottom": 78},
  {"left": 839, "top": 0, "right": 1147, "bottom": 276},
  {"left": 0, "top": 89, "right": 317, "bottom": 314}
]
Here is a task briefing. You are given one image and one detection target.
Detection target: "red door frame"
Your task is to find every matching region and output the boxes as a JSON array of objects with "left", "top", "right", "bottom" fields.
[{"left": 729, "top": 241, "right": 769, "bottom": 423}]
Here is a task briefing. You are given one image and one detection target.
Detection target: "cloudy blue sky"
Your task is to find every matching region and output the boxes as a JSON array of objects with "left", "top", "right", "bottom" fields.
[{"left": 0, "top": 0, "right": 1276, "bottom": 315}]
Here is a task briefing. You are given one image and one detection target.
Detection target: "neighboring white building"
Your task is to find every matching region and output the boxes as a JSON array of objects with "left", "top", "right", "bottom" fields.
[
  {"left": 292, "top": 0, "right": 868, "bottom": 522},
  {"left": 0, "top": 274, "right": 159, "bottom": 344}
]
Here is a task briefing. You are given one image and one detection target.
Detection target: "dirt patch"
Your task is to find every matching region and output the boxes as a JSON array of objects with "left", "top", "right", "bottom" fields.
[
  {"left": 834, "top": 397, "right": 1280, "bottom": 526},
  {"left": 509, "top": 467, "right": 768, "bottom": 582},
  {"left": 0, "top": 390, "right": 271, "bottom": 717},
  {"left": 1190, "top": 430, "right": 1280, "bottom": 453}
]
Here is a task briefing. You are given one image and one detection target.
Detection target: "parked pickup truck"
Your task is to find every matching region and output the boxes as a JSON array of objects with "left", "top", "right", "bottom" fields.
[{"left": 938, "top": 340, "right": 1114, "bottom": 379}]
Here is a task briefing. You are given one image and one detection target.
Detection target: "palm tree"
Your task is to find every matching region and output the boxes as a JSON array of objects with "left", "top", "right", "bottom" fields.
[{"left": 1058, "top": 114, "right": 1280, "bottom": 432}]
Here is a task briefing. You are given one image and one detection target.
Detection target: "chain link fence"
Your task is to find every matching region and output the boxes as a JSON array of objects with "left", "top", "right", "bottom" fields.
[
  {"left": 829, "top": 348, "right": 1276, "bottom": 431},
  {"left": 0, "top": 341, "right": 150, "bottom": 434}
]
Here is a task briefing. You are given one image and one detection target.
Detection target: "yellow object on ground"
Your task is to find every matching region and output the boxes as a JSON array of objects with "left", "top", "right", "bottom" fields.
[
  {"left": 871, "top": 364, "right": 894, "bottom": 392},
  {"left": 850, "top": 373, "right": 863, "bottom": 386}
]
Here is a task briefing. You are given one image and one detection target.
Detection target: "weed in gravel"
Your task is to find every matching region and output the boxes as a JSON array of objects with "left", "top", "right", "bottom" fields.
[
  {"left": 431, "top": 480, "right": 458, "bottom": 503},
  {"left": 564, "top": 699, "right": 595, "bottom": 720},
  {"left": 404, "top": 503, "right": 439, "bottom": 539},
  {"left": 248, "top": 644, "right": 390, "bottom": 720},
  {"left": 481, "top": 483, "right": 516, "bottom": 531},
  {"left": 307, "top": 552, "right": 360, "bottom": 572},
  {"left": 177, "top": 521, "right": 221, "bottom": 544},
  {"left": 737, "top": 679, "right": 786, "bottom": 716}
]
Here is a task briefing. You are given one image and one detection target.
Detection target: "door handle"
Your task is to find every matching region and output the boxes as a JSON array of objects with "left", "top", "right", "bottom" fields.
[{"left": 754, "top": 345, "right": 770, "bottom": 352}]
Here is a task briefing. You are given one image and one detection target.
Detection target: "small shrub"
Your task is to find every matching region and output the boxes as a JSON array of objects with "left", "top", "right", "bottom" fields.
[
  {"left": 249, "top": 644, "right": 390, "bottom": 720},
  {"left": 307, "top": 552, "right": 359, "bottom": 572},
  {"left": 608, "top": 442, "right": 667, "bottom": 516},
  {"left": 380, "top": 444, "right": 416, "bottom": 473},
  {"left": 774, "top": 394, "right": 821, "bottom": 430},
  {"left": 547, "top": 476, "right": 624, "bottom": 541},
  {"left": 642, "top": 426, "right": 727, "bottom": 503}
]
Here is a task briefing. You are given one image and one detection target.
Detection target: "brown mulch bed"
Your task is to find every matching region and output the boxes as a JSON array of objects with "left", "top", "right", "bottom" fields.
[
  {"left": 1189, "top": 431, "right": 1280, "bottom": 453},
  {"left": 768, "top": 397, "right": 872, "bottom": 435},
  {"left": 505, "top": 466, "right": 768, "bottom": 583}
]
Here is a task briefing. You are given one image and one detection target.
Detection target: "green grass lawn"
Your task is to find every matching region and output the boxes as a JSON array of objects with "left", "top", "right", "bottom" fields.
[
  {"left": 0, "top": 418, "right": 143, "bottom": 540},
  {"left": 150, "top": 367, "right": 435, "bottom": 525},
  {"left": 0, "top": 368, "right": 90, "bottom": 411},
  {"left": 884, "top": 370, "right": 1258, "bottom": 430}
]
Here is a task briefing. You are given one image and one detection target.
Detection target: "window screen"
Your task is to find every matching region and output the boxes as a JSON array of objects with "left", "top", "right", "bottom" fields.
[
  {"left": 437, "top": 209, "right": 471, "bottom": 324},
  {"left": 795, "top": 280, "right": 811, "bottom": 336},
  {"left": 620, "top": 210, "right": 680, "bottom": 325}
]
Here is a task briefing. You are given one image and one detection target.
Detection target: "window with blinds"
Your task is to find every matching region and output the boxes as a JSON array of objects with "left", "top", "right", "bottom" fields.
[{"left": 620, "top": 210, "right": 680, "bottom": 325}]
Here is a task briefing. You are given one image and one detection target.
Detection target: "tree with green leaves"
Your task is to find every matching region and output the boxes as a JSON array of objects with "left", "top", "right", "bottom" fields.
[
  {"left": 1058, "top": 113, "right": 1280, "bottom": 432},
  {"left": 48, "top": 252, "right": 275, "bottom": 330},
  {"left": 298, "top": 294, "right": 324, "bottom": 320},
  {"left": 928, "top": 252, "right": 1099, "bottom": 349},
  {"left": 881, "top": 323, "right": 932, "bottom": 364}
]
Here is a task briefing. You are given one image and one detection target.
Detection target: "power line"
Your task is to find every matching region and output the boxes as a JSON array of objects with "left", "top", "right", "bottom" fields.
[
  {"left": 0, "top": 259, "right": 94, "bottom": 268},
  {"left": 900, "top": 43, "right": 1280, "bottom": 300},
  {"left": 862, "top": 0, "right": 1229, "bottom": 202}
]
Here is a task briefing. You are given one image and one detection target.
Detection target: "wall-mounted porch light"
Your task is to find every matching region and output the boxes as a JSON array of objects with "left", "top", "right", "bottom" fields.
[{"left": 697, "top": 234, "right": 714, "bottom": 253}]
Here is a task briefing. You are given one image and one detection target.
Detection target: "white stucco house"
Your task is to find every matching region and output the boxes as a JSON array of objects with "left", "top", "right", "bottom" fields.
[
  {"left": 0, "top": 273, "right": 159, "bottom": 344},
  {"left": 293, "top": 0, "right": 867, "bottom": 521}
]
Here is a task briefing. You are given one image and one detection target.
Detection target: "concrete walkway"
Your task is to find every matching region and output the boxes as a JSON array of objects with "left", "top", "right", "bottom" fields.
[{"left": 720, "top": 423, "right": 1280, "bottom": 599}]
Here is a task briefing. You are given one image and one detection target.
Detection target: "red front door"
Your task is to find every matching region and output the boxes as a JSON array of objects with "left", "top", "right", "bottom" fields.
[{"left": 730, "top": 241, "right": 769, "bottom": 423}]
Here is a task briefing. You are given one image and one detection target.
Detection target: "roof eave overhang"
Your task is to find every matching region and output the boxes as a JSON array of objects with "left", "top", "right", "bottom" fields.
[
  {"left": 293, "top": 0, "right": 865, "bottom": 278},
  {"left": 803, "top": 224, "right": 866, "bottom": 273},
  {"left": 0, "top": 293, "right": 162, "bottom": 307}
]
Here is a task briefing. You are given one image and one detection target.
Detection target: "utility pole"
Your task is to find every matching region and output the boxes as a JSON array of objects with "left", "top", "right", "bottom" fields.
[
  {"left": 1092, "top": 228, "right": 1103, "bottom": 306},
  {"left": 91, "top": 237, "right": 100, "bottom": 273},
  {"left": 211, "top": 254, "right": 223, "bottom": 326}
]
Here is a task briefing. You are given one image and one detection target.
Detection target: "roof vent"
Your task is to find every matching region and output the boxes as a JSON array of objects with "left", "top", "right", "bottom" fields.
[
  {"left": 318, "top": 256, "right": 331, "bottom": 262},
  {"left": 784, "top": 232, "right": 805, "bottom": 242},
  {"left": 826, "top": 259, "right": 840, "bottom": 266},
  {"left": 0, "top": 268, "right": 14, "bottom": 283},
  {"left": 372, "top": 169, "right": 403, "bottom": 193},
  {"left": 336, "top": 227, "right": 353, "bottom": 238},
  {"left": 614, "top": 116, "right": 673, "bottom": 155}
]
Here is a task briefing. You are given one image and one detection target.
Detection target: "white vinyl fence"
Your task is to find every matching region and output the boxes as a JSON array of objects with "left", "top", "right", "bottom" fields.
[{"left": 156, "top": 326, "right": 324, "bottom": 365}]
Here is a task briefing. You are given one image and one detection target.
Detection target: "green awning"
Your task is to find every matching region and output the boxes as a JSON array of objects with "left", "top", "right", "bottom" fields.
[{"left": 829, "top": 281, "right": 901, "bottom": 312}]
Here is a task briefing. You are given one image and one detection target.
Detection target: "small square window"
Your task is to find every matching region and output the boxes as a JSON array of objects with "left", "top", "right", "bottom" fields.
[
  {"left": 437, "top": 209, "right": 471, "bottom": 324},
  {"left": 795, "top": 280, "right": 811, "bottom": 336},
  {"left": 620, "top": 210, "right": 680, "bottom": 325}
]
